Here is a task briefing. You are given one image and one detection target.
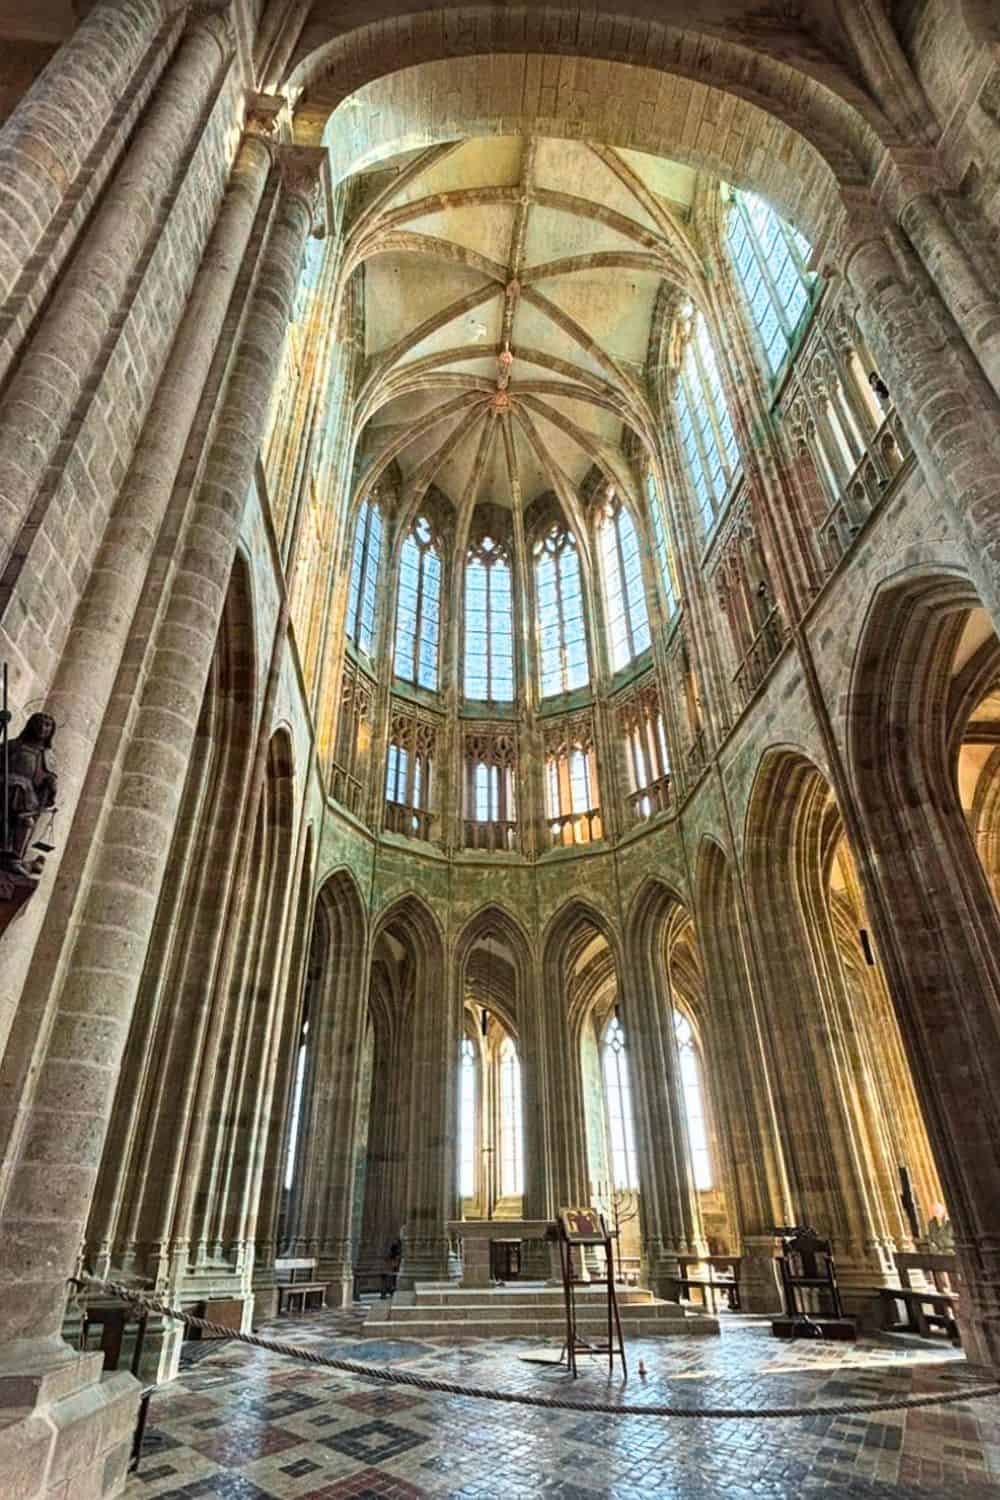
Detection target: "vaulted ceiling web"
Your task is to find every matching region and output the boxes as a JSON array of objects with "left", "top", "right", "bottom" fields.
[{"left": 345, "top": 135, "right": 705, "bottom": 533}]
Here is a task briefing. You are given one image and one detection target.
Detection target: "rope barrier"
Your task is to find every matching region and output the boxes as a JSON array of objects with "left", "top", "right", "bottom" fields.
[{"left": 73, "top": 1277, "right": 1000, "bottom": 1421}]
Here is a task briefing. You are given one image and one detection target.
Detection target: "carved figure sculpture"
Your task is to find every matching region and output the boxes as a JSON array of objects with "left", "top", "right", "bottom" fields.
[{"left": 3, "top": 713, "right": 57, "bottom": 873}]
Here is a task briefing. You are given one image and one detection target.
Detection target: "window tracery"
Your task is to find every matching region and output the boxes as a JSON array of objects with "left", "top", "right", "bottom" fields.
[
  {"left": 346, "top": 496, "right": 383, "bottom": 657},
  {"left": 394, "top": 514, "right": 442, "bottom": 691},
  {"left": 533, "top": 522, "right": 589, "bottom": 698},
  {"left": 596, "top": 489, "right": 651, "bottom": 672},
  {"left": 331, "top": 658, "right": 374, "bottom": 816},
  {"left": 463, "top": 728, "right": 518, "bottom": 851},
  {"left": 674, "top": 1011, "right": 713, "bottom": 1191},
  {"left": 725, "top": 188, "right": 814, "bottom": 377},
  {"left": 711, "top": 505, "right": 785, "bottom": 704},
  {"left": 464, "top": 533, "right": 514, "bottom": 702},
  {"left": 602, "top": 1014, "right": 639, "bottom": 1190},
  {"left": 615, "top": 678, "right": 671, "bottom": 824},
  {"left": 543, "top": 713, "right": 601, "bottom": 847},
  {"left": 674, "top": 309, "right": 740, "bottom": 535},
  {"left": 384, "top": 705, "right": 437, "bottom": 841}
]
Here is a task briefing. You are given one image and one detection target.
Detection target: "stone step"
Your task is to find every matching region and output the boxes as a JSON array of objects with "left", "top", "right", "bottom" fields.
[
  {"left": 389, "top": 1299, "right": 679, "bottom": 1323},
  {"left": 358, "top": 1310, "right": 717, "bottom": 1340},
  {"left": 409, "top": 1283, "right": 655, "bottom": 1307}
]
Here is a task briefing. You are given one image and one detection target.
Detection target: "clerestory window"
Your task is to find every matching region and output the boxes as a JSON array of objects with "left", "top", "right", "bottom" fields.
[
  {"left": 597, "top": 493, "right": 651, "bottom": 672},
  {"left": 346, "top": 498, "right": 382, "bottom": 657},
  {"left": 464, "top": 536, "right": 514, "bottom": 702},
  {"left": 394, "top": 515, "right": 441, "bottom": 690},
  {"left": 726, "top": 188, "right": 814, "bottom": 378},
  {"left": 675, "top": 309, "right": 740, "bottom": 535},
  {"left": 646, "top": 472, "right": 679, "bottom": 620},
  {"left": 534, "top": 524, "right": 589, "bottom": 698}
]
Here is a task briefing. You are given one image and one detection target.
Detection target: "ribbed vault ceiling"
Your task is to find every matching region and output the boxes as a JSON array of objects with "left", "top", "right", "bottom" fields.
[{"left": 347, "top": 135, "right": 704, "bottom": 520}]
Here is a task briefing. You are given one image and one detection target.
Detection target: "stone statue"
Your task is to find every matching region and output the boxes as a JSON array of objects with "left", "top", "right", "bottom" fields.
[{"left": 3, "top": 712, "right": 57, "bottom": 874}]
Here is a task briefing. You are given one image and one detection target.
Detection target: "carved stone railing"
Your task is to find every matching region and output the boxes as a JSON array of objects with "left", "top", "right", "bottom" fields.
[
  {"left": 733, "top": 606, "right": 786, "bottom": 706},
  {"left": 329, "top": 763, "right": 364, "bottom": 818},
  {"left": 816, "top": 410, "right": 911, "bottom": 574},
  {"left": 463, "top": 818, "right": 518, "bottom": 852},
  {"left": 384, "top": 800, "right": 434, "bottom": 843},
  {"left": 626, "top": 774, "right": 672, "bottom": 825},
  {"left": 546, "top": 808, "right": 602, "bottom": 848}
]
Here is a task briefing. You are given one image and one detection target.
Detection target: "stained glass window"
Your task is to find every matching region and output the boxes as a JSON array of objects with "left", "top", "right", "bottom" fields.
[
  {"left": 726, "top": 189, "right": 814, "bottom": 378},
  {"left": 602, "top": 1015, "right": 639, "bottom": 1189},
  {"left": 499, "top": 1037, "right": 523, "bottom": 1197},
  {"left": 674, "top": 1011, "right": 712, "bottom": 1190},
  {"left": 459, "top": 1037, "right": 477, "bottom": 1199},
  {"left": 346, "top": 498, "right": 382, "bottom": 656},
  {"left": 598, "top": 494, "right": 651, "bottom": 671},
  {"left": 394, "top": 516, "right": 441, "bottom": 690},
  {"left": 534, "top": 524, "right": 589, "bottom": 698},
  {"left": 676, "top": 310, "right": 740, "bottom": 535},
  {"left": 464, "top": 537, "right": 514, "bottom": 701}
]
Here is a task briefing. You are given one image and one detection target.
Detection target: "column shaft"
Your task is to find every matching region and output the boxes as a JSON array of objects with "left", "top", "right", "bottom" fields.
[
  {"left": 0, "top": 134, "right": 273, "bottom": 1046},
  {"left": 0, "top": 0, "right": 167, "bottom": 310},
  {"left": 0, "top": 12, "right": 231, "bottom": 605},
  {"left": 0, "top": 161, "right": 318, "bottom": 1346}
]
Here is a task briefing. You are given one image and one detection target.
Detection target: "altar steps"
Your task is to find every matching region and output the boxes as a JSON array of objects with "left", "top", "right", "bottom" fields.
[{"left": 359, "top": 1281, "right": 719, "bottom": 1340}]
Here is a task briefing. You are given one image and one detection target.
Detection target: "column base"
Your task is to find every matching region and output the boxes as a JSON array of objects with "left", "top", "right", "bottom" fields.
[
  {"left": 396, "top": 1235, "right": 450, "bottom": 1289},
  {"left": 0, "top": 1337, "right": 139, "bottom": 1499},
  {"left": 739, "top": 1238, "right": 784, "bottom": 1314}
]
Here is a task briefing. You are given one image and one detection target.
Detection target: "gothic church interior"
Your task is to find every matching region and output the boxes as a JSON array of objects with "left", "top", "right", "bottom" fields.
[{"left": 2, "top": 1, "right": 1000, "bottom": 1497}]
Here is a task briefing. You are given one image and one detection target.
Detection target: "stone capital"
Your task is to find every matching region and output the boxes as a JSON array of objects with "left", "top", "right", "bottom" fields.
[
  {"left": 245, "top": 91, "right": 287, "bottom": 145},
  {"left": 871, "top": 145, "right": 945, "bottom": 223},
  {"left": 277, "top": 145, "right": 330, "bottom": 234},
  {"left": 826, "top": 189, "right": 892, "bottom": 282}
]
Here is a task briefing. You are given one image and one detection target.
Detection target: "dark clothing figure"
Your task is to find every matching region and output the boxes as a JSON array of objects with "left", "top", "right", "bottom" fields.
[
  {"left": 3, "top": 713, "right": 57, "bottom": 871},
  {"left": 381, "top": 1238, "right": 402, "bottom": 1299}
]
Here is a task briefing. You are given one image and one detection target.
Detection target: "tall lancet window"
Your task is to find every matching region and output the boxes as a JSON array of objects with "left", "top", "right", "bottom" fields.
[
  {"left": 499, "top": 1037, "right": 523, "bottom": 1197},
  {"left": 283, "top": 1016, "right": 310, "bottom": 1192},
  {"left": 602, "top": 1014, "right": 639, "bottom": 1189},
  {"left": 534, "top": 523, "right": 589, "bottom": 698},
  {"left": 726, "top": 189, "right": 814, "bottom": 377},
  {"left": 676, "top": 310, "right": 740, "bottom": 535},
  {"left": 459, "top": 1036, "right": 477, "bottom": 1199},
  {"left": 346, "top": 497, "right": 382, "bottom": 656},
  {"left": 394, "top": 515, "right": 441, "bottom": 690},
  {"left": 646, "top": 472, "right": 679, "bottom": 619},
  {"left": 673, "top": 1011, "right": 713, "bottom": 1190},
  {"left": 464, "top": 536, "right": 514, "bottom": 701},
  {"left": 598, "top": 492, "right": 651, "bottom": 671}
]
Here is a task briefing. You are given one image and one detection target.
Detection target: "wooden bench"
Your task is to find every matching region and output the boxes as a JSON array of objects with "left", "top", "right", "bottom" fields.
[
  {"left": 275, "top": 1257, "right": 326, "bottom": 1314},
  {"left": 879, "top": 1252, "right": 960, "bottom": 1342},
  {"left": 676, "top": 1256, "right": 742, "bottom": 1313}
]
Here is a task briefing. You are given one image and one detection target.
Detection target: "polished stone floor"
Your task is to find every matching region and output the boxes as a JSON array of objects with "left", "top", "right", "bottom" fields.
[{"left": 128, "top": 1308, "right": 1000, "bottom": 1499}]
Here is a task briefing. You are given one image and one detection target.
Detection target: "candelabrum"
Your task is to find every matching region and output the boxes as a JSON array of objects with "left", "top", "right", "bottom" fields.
[{"left": 592, "top": 1178, "right": 640, "bottom": 1283}]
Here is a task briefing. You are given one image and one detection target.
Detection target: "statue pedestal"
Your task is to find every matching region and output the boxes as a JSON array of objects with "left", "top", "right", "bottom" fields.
[{"left": 0, "top": 861, "right": 40, "bottom": 939}]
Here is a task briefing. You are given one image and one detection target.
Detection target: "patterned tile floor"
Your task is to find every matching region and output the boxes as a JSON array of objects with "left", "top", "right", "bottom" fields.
[{"left": 128, "top": 1308, "right": 1000, "bottom": 1499}]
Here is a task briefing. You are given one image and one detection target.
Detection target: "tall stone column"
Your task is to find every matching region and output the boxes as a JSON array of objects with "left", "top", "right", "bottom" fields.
[
  {"left": 837, "top": 192, "right": 1000, "bottom": 622},
  {"left": 624, "top": 920, "right": 699, "bottom": 1299},
  {"left": 0, "top": 147, "right": 324, "bottom": 1354},
  {"left": 897, "top": 186, "right": 1000, "bottom": 403},
  {"left": 0, "top": 8, "right": 232, "bottom": 613},
  {"left": 399, "top": 955, "right": 457, "bottom": 1286},
  {"left": 0, "top": 126, "right": 275, "bottom": 1046},
  {"left": 538, "top": 990, "right": 590, "bottom": 1215},
  {"left": 0, "top": 0, "right": 168, "bottom": 314}
]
